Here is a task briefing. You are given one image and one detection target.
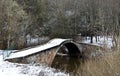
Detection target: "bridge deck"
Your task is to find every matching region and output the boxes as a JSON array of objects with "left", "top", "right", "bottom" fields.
[{"left": 5, "top": 38, "right": 70, "bottom": 59}]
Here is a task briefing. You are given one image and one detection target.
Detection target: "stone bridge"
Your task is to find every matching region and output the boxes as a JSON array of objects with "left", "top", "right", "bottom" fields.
[{"left": 5, "top": 38, "right": 102, "bottom": 66}]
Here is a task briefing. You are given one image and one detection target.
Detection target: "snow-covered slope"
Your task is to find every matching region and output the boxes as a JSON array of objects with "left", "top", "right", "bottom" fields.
[{"left": 0, "top": 50, "right": 69, "bottom": 76}]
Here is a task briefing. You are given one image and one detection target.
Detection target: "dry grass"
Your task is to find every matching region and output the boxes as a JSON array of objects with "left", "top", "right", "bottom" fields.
[{"left": 77, "top": 48, "right": 120, "bottom": 76}]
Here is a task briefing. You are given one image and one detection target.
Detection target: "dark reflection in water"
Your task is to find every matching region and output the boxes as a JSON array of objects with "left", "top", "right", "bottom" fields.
[{"left": 52, "top": 55, "right": 84, "bottom": 76}]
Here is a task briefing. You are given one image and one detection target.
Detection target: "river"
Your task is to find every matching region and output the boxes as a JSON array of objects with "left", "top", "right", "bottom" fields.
[{"left": 52, "top": 55, "right": 83, "bottom": 76}]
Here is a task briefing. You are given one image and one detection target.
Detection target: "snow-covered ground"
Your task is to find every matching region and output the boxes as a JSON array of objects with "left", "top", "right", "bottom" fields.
[
  {"left": 0, "top": 50, "right": 69, "bottom": 76},
  {"left": 82, "top": 36, "right": 113, "bottom": 48}
]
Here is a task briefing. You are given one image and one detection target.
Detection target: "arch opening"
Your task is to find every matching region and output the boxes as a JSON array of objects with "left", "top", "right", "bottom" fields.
[
  {"left": 51, "top": 42, "right": 82, "bottom": 68},
  {"left": 56, "top": 42, "right": 81, "bottom": 58},
  {"left": 64, "top": 43, "right": 81, "bottom": 57}
]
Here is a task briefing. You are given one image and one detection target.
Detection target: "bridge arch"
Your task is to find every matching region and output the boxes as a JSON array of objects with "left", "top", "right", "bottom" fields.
[
  {"left": 64, "top": 42, "right": 81, "bottom": 56},
  {"left": 51, "top": 41, "right": 82, "bottom": 66},
  {"left": 51, "top": 41, "right": 81, "bottom": 61},
  {"left": 57, "top": 41, "right": 81, "bottom": 57}
]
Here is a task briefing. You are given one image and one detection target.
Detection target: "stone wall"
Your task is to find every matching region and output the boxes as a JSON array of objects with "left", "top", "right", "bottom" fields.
[{"left": 7, "top": 46, "right": 59, "bottom": 66}]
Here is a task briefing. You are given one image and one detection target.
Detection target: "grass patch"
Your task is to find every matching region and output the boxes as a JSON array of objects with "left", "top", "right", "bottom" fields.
[{"left": 77, "top": 49, "right": 120, "bottom": 76}]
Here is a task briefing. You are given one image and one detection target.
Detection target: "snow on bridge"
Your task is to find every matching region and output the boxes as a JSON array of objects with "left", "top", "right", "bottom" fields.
[
  {"left": 6, "top": 38, "right": 71, "bottom": 59},
  {"left": 5, "top": 38, "right": 81, "bottom": 66}
]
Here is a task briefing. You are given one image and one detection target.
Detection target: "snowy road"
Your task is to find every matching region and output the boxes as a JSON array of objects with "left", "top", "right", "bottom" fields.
[{"left": 0, "top": 50, "right": 68, "bottom": 76}]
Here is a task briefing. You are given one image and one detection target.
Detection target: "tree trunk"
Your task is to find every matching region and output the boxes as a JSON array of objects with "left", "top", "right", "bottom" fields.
[{"left": 90, "top": 35, "right": 93, "bottom": 43}]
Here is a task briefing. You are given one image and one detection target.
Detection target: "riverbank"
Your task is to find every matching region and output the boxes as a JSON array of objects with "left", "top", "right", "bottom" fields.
[{"left": 0, "top": 50, "right": 69, "bottom": 76}]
